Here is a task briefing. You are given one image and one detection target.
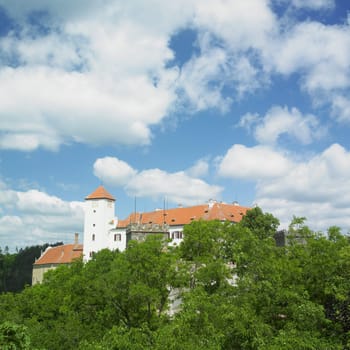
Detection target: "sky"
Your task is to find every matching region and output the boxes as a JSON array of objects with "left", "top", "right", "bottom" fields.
[{"left": 1, "top": 0, "right": 350, "bottom": 251}]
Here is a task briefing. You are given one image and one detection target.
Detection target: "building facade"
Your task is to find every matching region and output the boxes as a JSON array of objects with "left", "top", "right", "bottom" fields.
[
  {"left": 83, "top": 186, "right": 123, "bottom": 260},
  {"left": 32, "top": 234, "right": 83, "bottom": 284},
  {"left": 83, "top": 186, "right": 250, "bottom": 261}
]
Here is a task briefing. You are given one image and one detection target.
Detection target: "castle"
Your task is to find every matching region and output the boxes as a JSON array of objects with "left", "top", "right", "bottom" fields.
[{"left": 33, "top": 185, "right": 250, "bottom": 283}]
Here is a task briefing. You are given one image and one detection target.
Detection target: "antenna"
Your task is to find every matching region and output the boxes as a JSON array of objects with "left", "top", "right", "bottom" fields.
[
  {"left": 163, "top": 197, "right": 166, "bottom": 224},
  {"left": 134, "top": 196, "right": 137, "bottom": 224}
]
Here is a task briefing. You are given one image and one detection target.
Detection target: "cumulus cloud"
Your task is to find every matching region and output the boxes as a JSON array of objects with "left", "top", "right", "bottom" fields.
[
  {"left": 0, "top": 0, "right": 349, "bottom": 153},
  {"left": 178, "top": 46, "right": 232, "bottom": 113},
  {"left": 93, "top": 157, "right": 137, "bottom": 187},
  {"left": 0, "top": 185, "right": 84, "bottom": 250},
  {"left": 0, "top": 0, "right": 284, "bottom": 151},
  {"left": 93, "top": 157, "right": 222, "bottom": 205},
  {"left": 0, "top": 65, "right": 176, "bottom": 149},
  {"left": 217, "top": 144, "right": 293, "bottom": 180},
  {"left": 216, "top": 142, "right": 350, "bottom": 232},
  {"left": 0, "top": 1, "right": 186, "bottom": 151},
  {"left": 331, "top": 95, "right": 350, "bottom": 123},
  {"left": 127, "top": 169, "right": 222, "bottom": 205},
  {"left": 270, "top": 21, "right": 350, "bottom": 94},
  {"left": 194, "top": 0, "right": 277, "bottom": 50},
  {"left": 186, "top": 159, "right": 209, "bottom": 178},
  {"left": 240, "top": 106, "right": 325, "bottom": 145},
  {"left": 255, "top": 144, "right": 350, "bottom": 203}
]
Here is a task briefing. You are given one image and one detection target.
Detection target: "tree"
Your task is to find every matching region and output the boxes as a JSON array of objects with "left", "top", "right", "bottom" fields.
[
  {"left": 240, "top": 206, "right": 279, "bottom": 240},
  {"left": 0, "top": 215, "right": 348, "bottom": 349},
  {"left": 0, "top": 322, "right": 31, "bottom": 349}
]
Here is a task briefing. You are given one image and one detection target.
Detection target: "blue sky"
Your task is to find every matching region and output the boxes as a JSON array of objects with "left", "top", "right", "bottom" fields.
[{"left": 1, "top": 0, "right": 350, "bottom": 251}]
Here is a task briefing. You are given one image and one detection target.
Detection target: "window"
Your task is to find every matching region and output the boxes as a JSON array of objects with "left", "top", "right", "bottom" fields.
[
  {"left": 114, "top": 233, "right": 121, "bottom": 242},
  {"left": 92, "top": 234, "right": 95, "bottom": 241},
  {"left": 93, "top": 224, "right": 95, "bottom": 227},
  {"left": 171, "top": 231, "right": 183, "bottom": 239},
  {"left": 89, "top": 251, "right": 95, "bottom": 258}
]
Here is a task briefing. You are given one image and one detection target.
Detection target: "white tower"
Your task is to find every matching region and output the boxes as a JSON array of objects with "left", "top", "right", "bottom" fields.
[{"left": 83, "top": 185, "right": 116, "bottom": 261}]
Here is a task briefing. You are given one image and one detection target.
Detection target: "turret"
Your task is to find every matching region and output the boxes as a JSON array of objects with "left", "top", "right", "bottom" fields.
[{"left": 83, "top": 185, "right": 116, "bottom": 261}]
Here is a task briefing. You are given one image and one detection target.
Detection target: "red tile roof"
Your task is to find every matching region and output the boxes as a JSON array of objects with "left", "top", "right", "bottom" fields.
[
  {"left": 85, "top": 185, "right": 115, "bottom": 201},
  {"left": 117, "top": 201, "right": 250, "bottom": 228},
  {"left": 33, "top": 244, "right": 83, "bottom": 265}
]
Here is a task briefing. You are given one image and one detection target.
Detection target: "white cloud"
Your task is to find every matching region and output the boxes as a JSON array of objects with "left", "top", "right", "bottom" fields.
[
  {"left": 0, "top": 65, "right": 176, "bottom": 149},
  {"left": 0, "top": 0, "right": 278, "bottom": 151},
  {"left": 127, "top": 169, "right": 222, "bottom": 205},
  {"left": 217, "top": 144, "right": 293, "bottom": 180},
  {"left": 93, "top": 156, "right": 222, "bottom": 205},
  {"left": 240, "top": 106, "right": 324, "bottom": 145},
  {"left": 257, "top": 143, "right": 350, "bottom": 202},
  {"left": 252, "top": 143, "right": 350, "bottom": 232},
  {"left": 178, "top": 47, "right": 232, "bottom": 113},
  {"left": 16, "top": 190, "right": 76, "bottom": 215},
  {"left": 217, "top": 142, "right": 350, "bottom": 232},
  {"left": 186, "top": 159, "right": 209, "bottom": 178},
  {"left": 0, "top": 1, "right": 187, "bottom": 151},
  {"left": 331, "top": 95, "right": 350, "bottom": 123},
  {"left": 0, "top": 0, "right": 350, "bottom": 151},
  {"left": 194, "top": 0, "right": 277, "bottom": 50},
  {"left": 0, "top": 0, "right": 349, "bottom": 153},
  {"left": 271, "top": 21, "right": 350, "bottom": 93},
  {"left": 93, "top": 157, "right": 137, "bottom": 187},
  {"left": 0, "top": 186, "right": 84, "bottom": 250}
]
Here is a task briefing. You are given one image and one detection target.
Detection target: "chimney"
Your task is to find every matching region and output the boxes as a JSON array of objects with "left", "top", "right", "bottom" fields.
[{"left": 74, "top": 233, "right": 79, "bottom": 245}]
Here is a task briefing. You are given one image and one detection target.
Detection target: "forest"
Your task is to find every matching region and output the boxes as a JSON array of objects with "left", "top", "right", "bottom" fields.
[
  {"left": 0, "top": 242, "right": 63, "bottom": 293},
  {"left": 0, "top": 208, "right": 349, "bottom": 349}
]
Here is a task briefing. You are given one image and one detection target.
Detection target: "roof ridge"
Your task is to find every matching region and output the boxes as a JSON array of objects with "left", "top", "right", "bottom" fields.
[{"left": 85, "top": 185, "right": 115, "bottom": 201}]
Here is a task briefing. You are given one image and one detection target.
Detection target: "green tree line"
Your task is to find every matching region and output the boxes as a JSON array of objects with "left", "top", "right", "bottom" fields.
[
  {"left": 0, "top": 242, "right": 63, "bottom": 293},
  {"left": 0, "top": 208, "right": 349, "bottom": 349}
]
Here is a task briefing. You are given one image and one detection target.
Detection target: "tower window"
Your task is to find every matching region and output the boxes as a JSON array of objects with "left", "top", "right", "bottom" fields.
[{"left": 92, "top": 234, "right": 95, "bottom": 241}]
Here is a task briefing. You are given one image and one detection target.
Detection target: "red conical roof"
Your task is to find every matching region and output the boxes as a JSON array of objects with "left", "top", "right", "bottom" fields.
[{"left": 85, "top": 185, "right": 115, "bottom": 201}]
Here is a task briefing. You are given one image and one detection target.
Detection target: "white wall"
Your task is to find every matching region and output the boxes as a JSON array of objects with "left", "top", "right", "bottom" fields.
[{"left": 83, "top": 198, "right": 116, "bottom": 261}]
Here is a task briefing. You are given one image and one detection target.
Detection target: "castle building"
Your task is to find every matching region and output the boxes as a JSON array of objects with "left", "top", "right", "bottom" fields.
[
  {"left": 32, "top": 233, "right": 83, "bottom": 285},
  {"left": 83, "top": 185, "right": 250, "bottom": 261},
  {"left": 33, "top": 185, "right": 251, "bottom": 281}
]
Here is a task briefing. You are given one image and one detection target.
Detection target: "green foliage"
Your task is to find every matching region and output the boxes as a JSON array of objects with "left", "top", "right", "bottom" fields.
[
  {"left": 0, "top": 322, "right": 31, "bottom": 349},
  {"left": 240, "top": 206, "right": 279, "bottom": 240},
  {"left": 0, "top": 211, "right": 348, "bottom": 349}
]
